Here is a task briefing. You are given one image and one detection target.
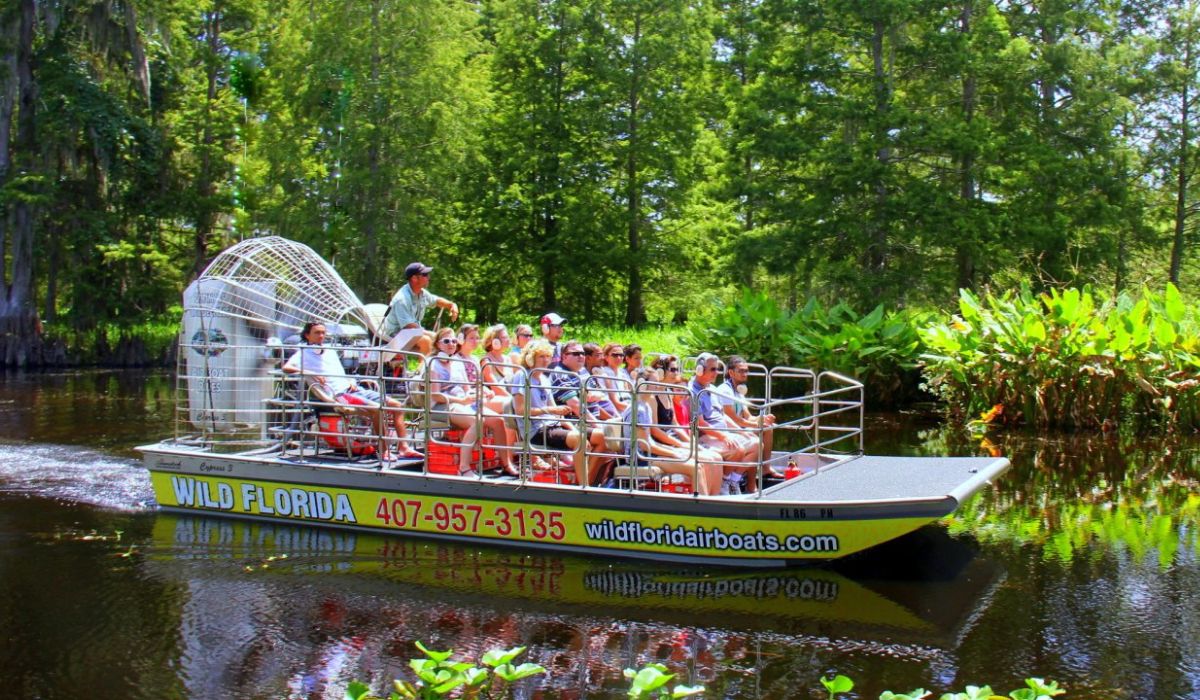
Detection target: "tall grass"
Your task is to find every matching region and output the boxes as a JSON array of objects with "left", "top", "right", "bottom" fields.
[{"left": 561, "top": 323, "right": 690, "bottom": 358}]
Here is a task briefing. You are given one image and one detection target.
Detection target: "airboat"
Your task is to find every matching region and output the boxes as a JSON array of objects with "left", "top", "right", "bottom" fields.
[{"left": 138, "top": 236, "right": 1009, "bottom": 567}]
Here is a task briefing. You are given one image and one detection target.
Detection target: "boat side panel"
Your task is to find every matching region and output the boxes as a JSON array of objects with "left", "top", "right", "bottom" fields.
[{"left": 148, "top": 469, "right": 934, "bottom": 563}]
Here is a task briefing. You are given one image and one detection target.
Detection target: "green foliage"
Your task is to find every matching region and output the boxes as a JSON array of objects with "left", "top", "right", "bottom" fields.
[
  {"left": 622, "top": 663, "right": 705, "bottom": 699},
  {"left": 9, "top": 0, "right": 1200, "bottom": 369},
  {"left": 44, "top": 313, "right": 181, "bottom": 365},
  {"left": 921, "top": 284, "right": 1200, "bottom": 430},
  {"left": 684, "top": 289, "right": 927, "bottom": 406},
  {"left": 347, "top": 642, "right": 545, "bottom": 700},
  {"left": 820, "top": 673, "right": 1064, "bottom": 700},
  {"left": 821, "top": 674, "right": 854, "bottom": 698}
]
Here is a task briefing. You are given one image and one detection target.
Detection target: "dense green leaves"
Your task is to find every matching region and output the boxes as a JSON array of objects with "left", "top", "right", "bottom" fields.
[
  {"left": 685, "top": 290, "right": 928, "bottom": 406},
  {"left": 922, "top": 283, "right": 1200, "bottom": 430},
  {"left": 4, "top": 0, "right": 1200, "bottom": 367}
]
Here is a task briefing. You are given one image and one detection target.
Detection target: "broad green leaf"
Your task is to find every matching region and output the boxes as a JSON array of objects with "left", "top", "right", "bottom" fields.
[{"left": 821, "top": 674, "right": 854, "bottom": 694}]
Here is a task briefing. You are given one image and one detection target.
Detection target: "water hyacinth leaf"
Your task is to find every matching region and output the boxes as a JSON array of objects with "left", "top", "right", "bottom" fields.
[
  {"left": 820, "top": 674, "right": 854, "bottom": 694},
  {"left": 481, "top": 646, "right": 525, "bottom": 667},
  {"left": 670, "top": 684, "right": 706, "bottom": 698},
  {"left": 463, "top": 667, "right": 490, "bottom": 687},
  {"left": 879, "top": 691, "right": 929, "bottom": 700},
  {"left": 494, "top": 662, "right": 547, "bottom": 681},
  {"left": 414, "top": 641, "right": 454, "bottom": 663},
  {"left": 626, "top": 664, "right": 673, "bottom": 695},
  {"left": 432, "top": 674, "right": 465, "bottom": 694},
  {"left": 344, "top": 681, "right": 372, "bottom": 700},
  {"left": 409, "top": 659, "right": 436, "bottom": 676}
]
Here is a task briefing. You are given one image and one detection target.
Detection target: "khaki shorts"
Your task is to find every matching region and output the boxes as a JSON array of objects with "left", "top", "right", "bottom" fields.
[{"left": 699, "top": 431, "right": 756, "bottom": 456}]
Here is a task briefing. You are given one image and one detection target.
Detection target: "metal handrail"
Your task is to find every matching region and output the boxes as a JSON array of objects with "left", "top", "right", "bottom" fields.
[{"left": 172, "top": 338, "right": 868, "bottom": 495}]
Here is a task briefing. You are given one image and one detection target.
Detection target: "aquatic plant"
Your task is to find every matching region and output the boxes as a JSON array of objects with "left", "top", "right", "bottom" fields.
[
  {"left": 921, "top": 284, "right": 1200, "bottom": 431},
  {"left": 820, "top": 673, "right": 1065, "bottom": 700},
  {"left": 623, "top": 663, "right": 705, "bottom": 699},
  {"left": 345, "top": 642, "right": 545, "bottom": 699}
]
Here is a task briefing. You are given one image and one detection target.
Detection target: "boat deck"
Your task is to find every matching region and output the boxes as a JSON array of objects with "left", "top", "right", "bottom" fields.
[{"left": 763, "top": 455, "right": 1009, "bottom": 504}]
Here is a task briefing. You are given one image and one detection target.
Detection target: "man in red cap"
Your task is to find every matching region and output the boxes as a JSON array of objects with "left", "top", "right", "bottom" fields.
[
  {"left": 539, "top": 312, "right": 567, "bottom": 364},
  {"left": 381, "top": 261, "right": 459, "bottom": 355}
]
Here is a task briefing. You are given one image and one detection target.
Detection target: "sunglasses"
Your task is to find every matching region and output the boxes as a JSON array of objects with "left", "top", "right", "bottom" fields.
[
  {"left": 702, "top": 365, "right": 719, "bottom": 373},
  {"left": 609, "top": 352, "right": 625, "bottom": 358},
  {"left": 667, "top": 366, "right": 680, "bottom": 372},
  {"left": 565, "top": 351, "right": 585, "bottom": 356},
  {"left": 517, "top": 333, "right": 533, "bottom": 338},
  {"left": 439, "top": 338, "right": 459, "bottom": 345}
]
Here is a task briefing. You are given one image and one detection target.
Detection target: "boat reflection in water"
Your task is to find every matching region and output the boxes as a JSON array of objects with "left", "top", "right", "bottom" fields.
[{"left": 148, "top": 514, "right": 1003, "bottom": 698}]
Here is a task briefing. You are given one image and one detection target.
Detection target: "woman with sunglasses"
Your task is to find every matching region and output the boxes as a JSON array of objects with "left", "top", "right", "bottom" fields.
[
  {"left": 428, "top": 327, "right": 516, "bottom": 475},
  {"left": 630, "top": 368, "right": 723, "bottom": 495},
  {"left": 509, "top": 324, "right": 534, "bottom": 366},
  {"left": 593, "top": 342, "right": 632, "bottom": 415}
]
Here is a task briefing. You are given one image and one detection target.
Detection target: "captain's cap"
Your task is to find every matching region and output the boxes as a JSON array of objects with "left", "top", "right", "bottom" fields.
[{"left": 541, "top": 312, "right": 567, "bottom": 326}]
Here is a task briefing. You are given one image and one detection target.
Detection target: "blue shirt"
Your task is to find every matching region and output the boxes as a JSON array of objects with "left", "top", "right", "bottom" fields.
[
  {"left": 688, "top": 377, "right": 727, "bottom": 428},
  {"left": 508, "top": 369, "right": 558, "bottom": 437}
]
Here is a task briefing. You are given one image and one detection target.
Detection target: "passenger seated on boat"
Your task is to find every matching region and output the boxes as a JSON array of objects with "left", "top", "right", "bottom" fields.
[
  {"left": 594, "top": 343, "right": 632, "bottom": 415},
  {"left": 510, "top": 341, "right": 610, "bottom": 486},
  {"left": 623, "top": 344, "right": 644, "bottom": 379},
  {"left": 632, "top": 369, "right": 722, "bottom": 495},
  {"left": 717, "top": 355, "right": 779, "bottom": 477},
  {"left": 688, "top": 352, "right": 761, "bottom": 493},
  {"left": 650, "top": 354, "right": 689, "bottom": 430},
  {"left": 282, "top": 321, "right": 421, "bottom": 460},
  {"left": 480, "top": 324, "right": 516, "bottom": 405},
  {"left": 538, "top": 313, "right": 567, "bottom": 364},
  {"left": 646, "top": 356, "right": 724, "bottom": 466},
  {"left": 509, "top": 324, "right": 534, "bottom": 365},
  {"left": 428, "top": 327, "right": 516, "bottom": 475},
  {"left": 550, "top": 340, "right": 616, "bottom": 420}
]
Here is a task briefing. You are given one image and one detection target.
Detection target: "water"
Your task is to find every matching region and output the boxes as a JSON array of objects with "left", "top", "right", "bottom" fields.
[{"left": 0, "top": 369, "right": 1196, "bottom": 699}]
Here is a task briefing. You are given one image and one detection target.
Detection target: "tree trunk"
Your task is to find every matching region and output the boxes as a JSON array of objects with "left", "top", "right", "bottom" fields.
[
  {"left": 955, "top": 0, "right": 978, "bottom": 292},
  {"left": 361, "top": 0, "right": 382, "bottom": 295},
  {"left": 0, "top": 18, "right": 16, "bottom": 293},
  {"left": 1169, "top": 36, "right": 1192, "bottom": 285},
  {"left": 192, "top": 8, "right": 222, "bottom": 279},
  {"left": 0, "top": 0, "right": 40, "bottom": 366},
  {"left": 866, "top": 18, "right": 890, "bottom": 296},
  {"left": 624, "top": 13, "right": 646, "bottom": 327}
]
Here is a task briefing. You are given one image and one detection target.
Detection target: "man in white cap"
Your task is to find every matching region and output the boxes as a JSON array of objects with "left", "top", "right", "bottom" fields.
[
  {"left": 539, "top": 312, "right": 567, "bottom": 364},
  {"left": 381, "top": 261, "right": 459, "bottom": 355}
]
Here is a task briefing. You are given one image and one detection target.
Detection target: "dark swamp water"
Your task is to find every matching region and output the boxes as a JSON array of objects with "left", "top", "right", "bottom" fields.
[{"left": 0, "top": 369, "right": 1196, "bottom": 699}]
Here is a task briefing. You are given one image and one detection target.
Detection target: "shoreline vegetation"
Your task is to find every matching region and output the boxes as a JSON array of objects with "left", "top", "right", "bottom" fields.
[{"left": 29, "top": 283, "right": 1200, "bottom": 433}]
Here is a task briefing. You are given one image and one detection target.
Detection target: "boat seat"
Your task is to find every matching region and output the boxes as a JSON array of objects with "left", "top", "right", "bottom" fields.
[
  {"left": 612, "top": 462, "right": 663, "bottom": 490},
  {"left": 305, "top": 382, "right": 381, "bottom": 459}
]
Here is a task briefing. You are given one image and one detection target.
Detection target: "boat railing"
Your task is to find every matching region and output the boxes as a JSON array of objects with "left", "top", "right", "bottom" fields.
[
  {"left": 579, "top": 372, "right": 638, "bottom": 490},
  {"left": 173, "top": 339, "right": 865, "bottom": 493}
]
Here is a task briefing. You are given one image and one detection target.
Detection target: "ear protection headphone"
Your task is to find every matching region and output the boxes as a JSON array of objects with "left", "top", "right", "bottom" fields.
[
  {"left": 491, "top": 338, "right": 501, "bottom": 351},
  {"left": 541, "top": 323, "right": 549, "bottom": 336}
]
